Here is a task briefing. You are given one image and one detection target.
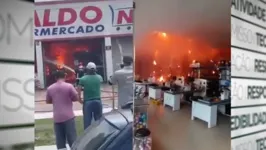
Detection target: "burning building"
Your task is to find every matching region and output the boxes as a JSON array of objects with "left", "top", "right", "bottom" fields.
[
  {"left": 135, "top": 31, "right": 230, "bottom": 82},
  {"left": 34, "top": 0, "right": 133, "bottom": 88}
]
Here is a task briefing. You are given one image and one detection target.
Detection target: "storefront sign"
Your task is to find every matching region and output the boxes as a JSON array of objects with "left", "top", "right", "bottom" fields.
[
  {"left": 231, "top": 0, "right": 266, "bottom": 148},
  {"left": 34, "top": 1, "right": 133, "bottom": 40}
]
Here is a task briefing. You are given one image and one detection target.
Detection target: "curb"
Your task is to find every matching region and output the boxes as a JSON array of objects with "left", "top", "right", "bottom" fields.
[{"left": 35, "top": 108, "right": 115, "bottom": 120}]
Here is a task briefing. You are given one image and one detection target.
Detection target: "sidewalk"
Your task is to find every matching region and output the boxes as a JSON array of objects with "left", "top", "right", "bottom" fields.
[
  {"left": 35, "top": 108, "right": 114, "bottom": 120},
  {"left": 35, "top": 85, "right": 118, "bottom": 113},
  {"left": 35, "top": 100, "right": 117, "bottom": 113},
  {"left": 35, "top": 84, "right": 117, "bottom": 101}
]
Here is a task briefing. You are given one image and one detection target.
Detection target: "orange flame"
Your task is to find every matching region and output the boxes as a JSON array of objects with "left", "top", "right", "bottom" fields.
[
  {"left": 161, "top": 32, "right": 167, "bottom": 38},
  {"left": 153, "top": 60, "right": 157, "bottom": 65},
  {"left": 56, "top": 55, "right": 64, "bottom": 69},
  {"left": 158, "top": 76, "right": 164, "bottom": 82}
]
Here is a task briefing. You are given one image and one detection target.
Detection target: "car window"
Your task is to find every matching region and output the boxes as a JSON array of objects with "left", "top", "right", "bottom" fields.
[{"left": 72, "top": 119, "right": 119, "bottom": 150}]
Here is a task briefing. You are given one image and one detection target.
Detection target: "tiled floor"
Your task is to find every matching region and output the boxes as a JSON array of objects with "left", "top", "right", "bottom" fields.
[{"left": 148, "top": 103, "right": 230, "bottom": 150}]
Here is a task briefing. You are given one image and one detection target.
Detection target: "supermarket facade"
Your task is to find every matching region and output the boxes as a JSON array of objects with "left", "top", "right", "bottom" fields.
[{"left": 34, "top": 0, "right": 133, "bottom": 88}]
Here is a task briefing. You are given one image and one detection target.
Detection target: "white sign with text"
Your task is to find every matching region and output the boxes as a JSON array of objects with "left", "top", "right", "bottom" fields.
[
  {"left": 231, "top": 131, "right": 266, "bottom": 150},
  {"left": 231, "top": 0, "right": 266, "bottom": 28},
  {"left": 231, "top": 106, "right": 266, "bottom": 137},
  {"left": 35, "top": 1, "right": 133, "bottom": 40},
  {"left": 0, "top": 64, "right": 34, "bottom": 127},
  {"left": 231, "top": 48, "right": 266, "bottom": 79},
  {"left": 231, "top": 0, "right": 266, "bottom": 148},
  {"left": 231, "top": 17, "right": 266, "bottom": 54},
  {"left": 231, "top": 78, "right": 266, "bottom": 107},
  {"left": 0, "top": 0, "right": 33, "bottom": 61}
]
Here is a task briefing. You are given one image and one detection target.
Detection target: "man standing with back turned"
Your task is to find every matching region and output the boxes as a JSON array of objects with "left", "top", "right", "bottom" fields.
[
  {"left": 78, "top": 62, "right": 103, "bottom": 129},
  {"left": 46, "top": 71, "right": 78, "bottom": 150},
  {"left": 109, "top": 56, "right": 134, "bottom": 109}
]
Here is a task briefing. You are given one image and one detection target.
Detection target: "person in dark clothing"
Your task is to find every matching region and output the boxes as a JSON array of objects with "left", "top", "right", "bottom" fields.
[
  {"left": 75, "top": 63, "right": 86, "bottom": 78},
  {"left": 75, "top": 63, "right": 86, "bottom": 86}
]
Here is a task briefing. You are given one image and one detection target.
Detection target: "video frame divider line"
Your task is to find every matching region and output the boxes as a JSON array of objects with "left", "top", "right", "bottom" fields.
[
  {"left": 0, "top": 59, "right": 34, "bottom": 65},
  {"left": 231, "top": 45, "right": 266, "bottom": 56},
  {"left": 0, "top": 123, "right": 34, "bottom": 131},
  {"left": 231, "top": 129, "right": 266, "bottom": 140},
  {"left": 259, "top": 0, "right": 266, "bottom": 5},
  {"left": 20, "top": 0, "right": 34, "bottom": 3},
  {"left": 231, "top": 76, "right": 266, "bottom": 81},
  {"left": 231, "top": 0, "right": 266, "bottom": 143},
  {"left": 231, "top": 14, "right": 266, "bottom": 30},
  {"left": 231, "top": 104, "right": 266, "bottom": 109}
]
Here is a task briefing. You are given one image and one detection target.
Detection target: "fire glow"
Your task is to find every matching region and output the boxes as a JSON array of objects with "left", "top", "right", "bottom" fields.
[
  {"left": 153, "top": 60, "right": 157, "bottom": 65},
  {"left": 158, "top": 76, "right": 164, "bottom": 82},
  {"left": 135, "top": 32, "right": 230, "bottom": 81},
  {"left": 161, "top": 32, "right": 167, "bottom": 38}
]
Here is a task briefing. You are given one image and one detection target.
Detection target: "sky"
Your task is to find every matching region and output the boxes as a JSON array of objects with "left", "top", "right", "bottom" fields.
[{"left": 134, "top": 0, "right": 231, "bottom": 49}]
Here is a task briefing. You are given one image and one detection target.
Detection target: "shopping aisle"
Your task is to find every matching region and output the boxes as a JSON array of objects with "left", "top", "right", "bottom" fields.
[{"left": 148, "top": 103, "right": 230, "bottom": 150}]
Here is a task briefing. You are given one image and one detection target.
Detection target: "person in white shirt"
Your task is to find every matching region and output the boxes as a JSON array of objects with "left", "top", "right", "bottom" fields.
[{"left": 109, "top": 56, "right": 133, "bottom": 108}]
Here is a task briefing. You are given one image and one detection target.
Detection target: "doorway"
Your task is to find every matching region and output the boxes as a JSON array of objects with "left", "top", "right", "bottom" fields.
[{"left": 42, "top": 38, "right": 106, "bottom": 87}]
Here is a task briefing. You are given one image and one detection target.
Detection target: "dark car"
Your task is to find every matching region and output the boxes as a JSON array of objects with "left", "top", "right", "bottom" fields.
[{"left": 71, "top": 109, "right": 133, "bottom": 150}]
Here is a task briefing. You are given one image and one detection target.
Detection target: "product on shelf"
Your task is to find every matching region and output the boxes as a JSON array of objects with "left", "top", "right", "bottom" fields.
[{"left": 134, "top": 112, "right": 148, "bottom": 129}]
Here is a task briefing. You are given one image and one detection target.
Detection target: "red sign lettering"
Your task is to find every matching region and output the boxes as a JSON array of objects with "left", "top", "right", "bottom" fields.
[
  {"left": 34, "top": 6, "right": 103, "bottom": 27},
  {"left": 58, "top": 8, "right": 77, "bottom": 26},
  {"left": 34, "top": 11, "right": 41, "bottom": 27},
  {"left": 117, "top": 9, "right": 133, "bottom": 24},
  {"left": 43, "top": 10, "right": 56, "bottom": 27},
  {"left": 80, "top": 6, "right": 103, "bottom": 24}
]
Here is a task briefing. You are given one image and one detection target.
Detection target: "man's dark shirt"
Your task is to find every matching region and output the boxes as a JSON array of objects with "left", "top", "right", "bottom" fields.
[{"left": 75, "top": 68, "right": 85, "bottom": 78}]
